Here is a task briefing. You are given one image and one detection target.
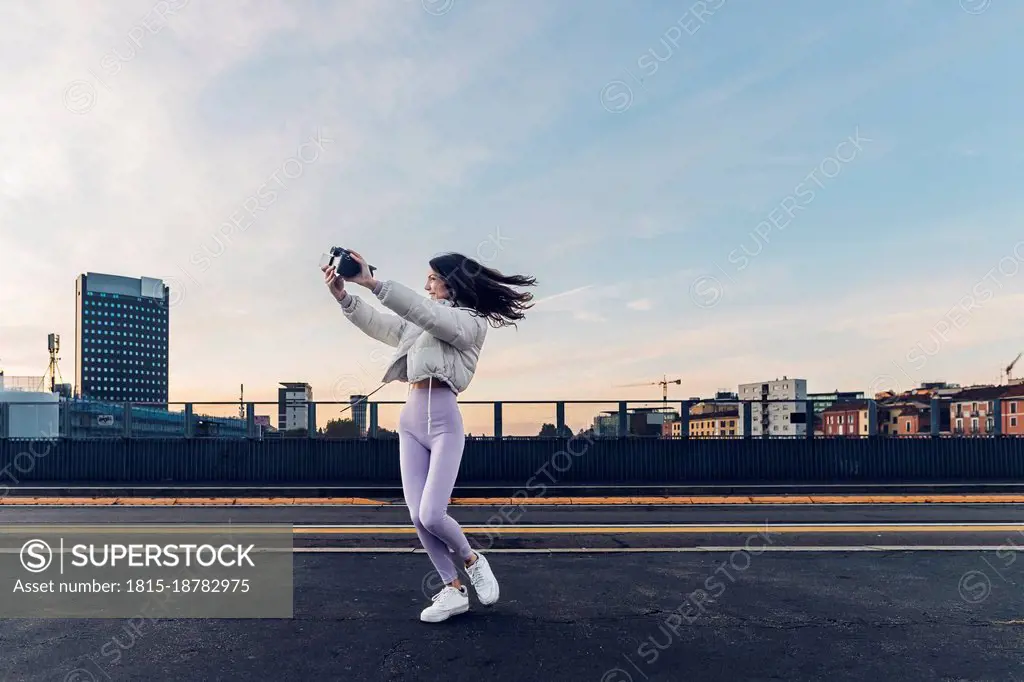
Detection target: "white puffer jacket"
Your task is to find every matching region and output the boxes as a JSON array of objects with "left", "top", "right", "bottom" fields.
[{"left": 338, "top": 279, "right": 487, "bottom": 399}]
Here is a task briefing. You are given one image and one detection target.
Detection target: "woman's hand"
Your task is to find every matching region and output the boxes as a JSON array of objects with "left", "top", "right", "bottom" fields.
[
  {"left": 322, "top": 264, "right": 347, "bottom": 302},
  {"left": 345, "top": 250, "right": 378, "bottom": 289}
]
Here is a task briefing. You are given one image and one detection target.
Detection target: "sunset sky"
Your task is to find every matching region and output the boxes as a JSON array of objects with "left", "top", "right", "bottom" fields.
[{"left": 2, "top": 0, "right": 1023, "bottom": 435}]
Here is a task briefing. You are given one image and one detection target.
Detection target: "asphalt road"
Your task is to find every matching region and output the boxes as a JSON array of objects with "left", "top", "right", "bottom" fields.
[
  {"left": 11, "top": 482, "right": 1024, "bottom": 496},
  {"left": 1, "top": 503, "right": 1024, "bottom": 525},
  {"left": 2, "top": 504, "right": 1023, "bottom": 681}
]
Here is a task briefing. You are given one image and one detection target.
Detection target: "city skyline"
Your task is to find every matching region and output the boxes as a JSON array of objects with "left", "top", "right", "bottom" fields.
[
  {"left": 2, "top": 2, "right": 1024, "bottom": 415},
  {"left": 2, "top": 354, "right": 1013, "bottom": 439}
]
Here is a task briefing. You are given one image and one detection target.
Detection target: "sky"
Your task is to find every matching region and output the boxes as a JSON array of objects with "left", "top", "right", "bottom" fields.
[{"left": 2, "top": 0, "right": 1024, "bottom": 435}]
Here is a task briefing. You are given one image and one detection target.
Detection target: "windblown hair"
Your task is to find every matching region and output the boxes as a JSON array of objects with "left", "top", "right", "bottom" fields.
[{"left": 429, "top": 252, "right": 537, "bottom": 328}]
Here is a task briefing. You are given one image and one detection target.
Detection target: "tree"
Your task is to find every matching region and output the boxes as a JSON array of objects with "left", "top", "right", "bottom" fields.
[
  {"left": 322, "top": 418, "right": 361, "bottom": 439},
  {"left": 538, "top": 423, "right": 574, "bottom": 438},
  {"left": 322, "top": 418, "right": 398, "bottom": 439}
]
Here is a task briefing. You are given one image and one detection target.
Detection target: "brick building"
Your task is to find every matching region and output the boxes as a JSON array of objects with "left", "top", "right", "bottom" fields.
[
  {"left": 894, "top": 404, "right": 929, "bottom": 435},
  {"left": 946, "top": 384, "right": 1024, "bottom": 435},
  {"left": 879, "top": 397, "right": 943, "bottom": 436},
  {"left": 999, "top": 384, "right": 1024, "bottom": 434},
  {"left": 822, "top": 401, "right": 869, "bottom": 437},
  {"left": 950, "top": 386, "right": 1006, "bottom": 435}
]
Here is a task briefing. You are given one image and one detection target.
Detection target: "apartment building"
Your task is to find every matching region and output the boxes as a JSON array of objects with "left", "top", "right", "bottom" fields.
[
  {"left": 278, "top": 382, "right": 313, "bottom": 432},
  {"left": 822, "top": 401, "right": 870, "bottom": 437},
  {"left": 689, "top": 406, "right": 740, "bottom": 438},
  {"left": 983, "top": 378, "right": 1024, "bottom": 432},
  {"left": 894, "top": 404, "right": 930, "bottom": 435},
  {"left": 738, "top": 377, "right": 808, "bottom": 437},
  {"left": 949, "top": 385, "right": 1004, "bottom": 435},
  {"left": 878, "top": 399, "right": 922, "bottom": 435},
  {"left": 1003, "top": 384, "right": 1024, "bottom": 435},
  {"left": 950, "top": 384, "right": 1024, "bottom": 435}
]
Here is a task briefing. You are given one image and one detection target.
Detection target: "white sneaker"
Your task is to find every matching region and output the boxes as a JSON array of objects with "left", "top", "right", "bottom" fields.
[
  {"left": 466, "top": 551, "right": 499, "bottom": 606},
  {"left": 420, "top": 585, "right": 469, "bottom": 623}
]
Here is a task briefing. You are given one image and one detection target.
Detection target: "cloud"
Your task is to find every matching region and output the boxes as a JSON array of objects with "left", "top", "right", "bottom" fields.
[
  {"left": 471, "top": 255, "right": 1024, "bottom": 403},
  {"left": 533, "top": 285, "right": 595, "bottom": 306},
  {"left": 2, "top": 0, "right": 1022, "bottom": 417}
]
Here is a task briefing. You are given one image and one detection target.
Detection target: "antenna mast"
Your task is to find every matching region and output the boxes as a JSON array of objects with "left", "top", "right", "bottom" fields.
[{"left": 43, "top": 333, "right": 65, "bottom": 394}]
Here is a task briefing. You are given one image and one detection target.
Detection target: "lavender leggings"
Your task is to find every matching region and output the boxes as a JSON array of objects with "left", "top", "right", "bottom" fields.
[{"left": 398, "top": 385, "right": 474, "bottom": 584}]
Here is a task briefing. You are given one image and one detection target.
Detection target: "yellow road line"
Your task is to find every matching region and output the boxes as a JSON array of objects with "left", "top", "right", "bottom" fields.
[
  {"left": 2, "top": 523, "right": 1021, "bottom": 536},
  {"left": 292, "top": 524, "right": 1024, "bottom": 534},
  {"left": 6, "top": 522, "right": 1015, "bottom": 532},
  {"left": 0, "top": 526, "right": 290, "bottom": 534},
  {"left": 3, "top": 495, "right": 1024, "bottom": 506}
]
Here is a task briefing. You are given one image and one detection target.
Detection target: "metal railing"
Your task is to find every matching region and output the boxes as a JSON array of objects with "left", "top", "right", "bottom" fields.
[
  {"left": 0, "top": 396, "right": 1018, "bottom": 440},
  {"left": 0, "top": 375, "right": 48, "bottom": 392}
]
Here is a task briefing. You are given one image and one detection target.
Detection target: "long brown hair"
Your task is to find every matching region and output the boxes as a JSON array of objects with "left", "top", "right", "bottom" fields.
[{"left": 429, "top": 252, "right": 537, "bottom": 328}]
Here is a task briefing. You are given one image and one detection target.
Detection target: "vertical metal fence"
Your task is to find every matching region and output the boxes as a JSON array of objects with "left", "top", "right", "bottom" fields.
[{"left": 1, "top": 435, "right": 1023, "bottom": 485}]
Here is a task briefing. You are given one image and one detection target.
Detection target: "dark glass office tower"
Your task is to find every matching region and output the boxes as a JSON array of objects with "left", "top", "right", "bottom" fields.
[{"left": 75, "top": 273, "right": 169, "bottom": 404}]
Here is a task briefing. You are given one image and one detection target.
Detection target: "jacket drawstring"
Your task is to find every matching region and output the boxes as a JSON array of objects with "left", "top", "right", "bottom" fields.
[{"left": 409, "top": 377, "right": 433, "bottom": 435}]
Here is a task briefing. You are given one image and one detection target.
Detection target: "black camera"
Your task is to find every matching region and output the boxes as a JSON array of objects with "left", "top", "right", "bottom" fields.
[{"left": 320, "top": 247, "right": 376, "bottom": 279}]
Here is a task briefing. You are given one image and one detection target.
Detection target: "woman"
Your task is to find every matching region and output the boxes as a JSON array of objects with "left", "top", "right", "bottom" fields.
[{"left": 322, "top": 250, "right": 536, "bottom": 623}]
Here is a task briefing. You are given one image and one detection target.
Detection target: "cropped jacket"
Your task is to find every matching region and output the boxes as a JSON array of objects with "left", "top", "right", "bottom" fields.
[{"left": 338, "top": 279, "right": 488, "bottom": 400}]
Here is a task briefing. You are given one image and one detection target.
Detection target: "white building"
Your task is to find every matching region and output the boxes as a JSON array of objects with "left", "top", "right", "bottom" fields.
[
  {"left": 277, "top": 382, "right": 313, "bottom": 432},
  {"left": 0, "top": 374, "right": 60, "bottom": 439},
  {"left": 738, "top": 377, "right": 808, "bottom": 437}
]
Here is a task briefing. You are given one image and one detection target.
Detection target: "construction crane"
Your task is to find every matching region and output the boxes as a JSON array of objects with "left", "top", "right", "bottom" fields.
[
  {"left": 1005, "top": 352, "right": 1022, "bottom": 384},
  {"left": 615, "top": 375, "right": 683, "bottom": 404}
]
